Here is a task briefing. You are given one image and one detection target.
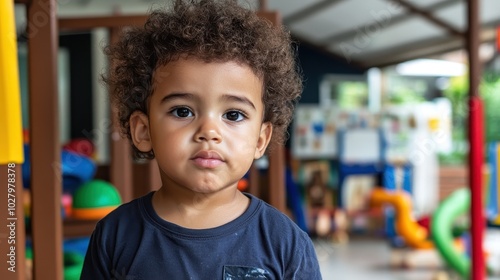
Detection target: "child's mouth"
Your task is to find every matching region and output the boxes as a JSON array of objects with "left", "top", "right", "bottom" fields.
[{"left": 191, "top": 150, "right": 224, "bottom": 168}]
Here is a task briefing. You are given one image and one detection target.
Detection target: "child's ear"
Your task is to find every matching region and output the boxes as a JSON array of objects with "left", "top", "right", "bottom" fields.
[
  {"left": 129, "top": 111, "right": 152, "bottom": 152},
  {"left": 254, "top": 122, "right": 272, "bottom": 159}
]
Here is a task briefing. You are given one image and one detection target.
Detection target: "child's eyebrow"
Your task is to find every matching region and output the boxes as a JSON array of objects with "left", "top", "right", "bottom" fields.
[
  {"left": 159, "top": 92, "right": 256, "bottom": 111},
  {"left": 160, "top": 93, "right": 195, "bottom": 104},
  {"left": 221, "top": 94, "right": 256, "bottom": 111}
]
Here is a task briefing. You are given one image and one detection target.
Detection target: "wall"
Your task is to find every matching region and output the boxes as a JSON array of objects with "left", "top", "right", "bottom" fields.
[{"left": 296, "top": 42, "right": 367, "bottom": 104}]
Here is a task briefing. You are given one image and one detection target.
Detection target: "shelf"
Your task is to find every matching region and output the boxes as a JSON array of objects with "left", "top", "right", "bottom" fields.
[{"left": 63, "top": 218, "right": 99, "bottom": 238}]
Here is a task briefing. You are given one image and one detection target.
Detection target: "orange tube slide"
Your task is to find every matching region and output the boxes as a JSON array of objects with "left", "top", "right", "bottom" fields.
[{"left": 369, "top": 188, "right": 433, "bottom": 249}]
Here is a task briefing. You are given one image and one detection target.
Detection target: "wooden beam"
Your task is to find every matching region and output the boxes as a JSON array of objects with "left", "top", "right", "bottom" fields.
[
  {"left": 147, "top": 159, "right": 161, "bottom": 192},
  {"left": 109, "top": 27, "right": 134, "bottom": 203},
  {"left": 257, "top": 11, "right": 287, "bottom": 213},
  {"left": 359, "top": 19, "right": 499, "bottom": 68},
  {"left": 388, "top": 0, "right": 464, "bottom": 37},
  {"left": 468, "top": 0, "right": 481, "bottom": 99},
  {"left": 63, "top": 218, "right": 99, "bottom": 238},
  {"left": 132, "top": 160, "right": 161, "bottom": 198},
  {"left": 28, "top": 0, "right": 63, "bottom": 279},
  {"left": 321, "top": 0, "right": 463, "bottom": 45},
  {"left": 359, "top": 35, "right": 459, "bottom": 67},
  {"left": 283, "top": 0, "right": 344, "bottom": 26},
  {"left": 256, "top": 11, "right": 281, "bottom": 26},
  {"left": 258, "top": 0, "right": 268, "bottom": 12},
  {"left": 59, "top": 15, "right": 147, "bottom": 31},
  {"left": 268, "top": 147, "right": 286, "bottom": 213},
  {"left": 247, "top": 163, "right": 261, "bottom": 198},
  {"left": 14, "top": 0, "right": 31, "bottom": 5}
]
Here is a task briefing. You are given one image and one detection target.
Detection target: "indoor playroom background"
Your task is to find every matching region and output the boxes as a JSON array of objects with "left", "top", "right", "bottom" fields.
[{"left": 2, "top": 0, "right": 500, "bottom": 279}]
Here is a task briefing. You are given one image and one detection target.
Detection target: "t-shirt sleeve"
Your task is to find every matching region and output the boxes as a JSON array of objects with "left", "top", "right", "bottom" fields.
[
  {"left": 80, "top": 222, "right": 111, "bottom": 279},
  {"left": 285, "top": 233, "right": 323, "bottom": 280}
]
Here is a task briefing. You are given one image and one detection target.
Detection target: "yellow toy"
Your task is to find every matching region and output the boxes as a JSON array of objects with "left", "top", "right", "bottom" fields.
[
  {"left": 0, "top": 0, "right": 24, "bottom": 164},
  {"left": 370, "top": 188, "right": 434, "bottom": 249}
]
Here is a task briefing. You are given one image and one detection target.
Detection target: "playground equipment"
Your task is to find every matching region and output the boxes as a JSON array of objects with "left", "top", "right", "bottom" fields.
[
  {"left": 432, "top": 188, "right": 471, "bottom": 279},
  {"left": 369, "top": 188, "right": 433, "bottom": 249},
  {"left": 432, "top": 187, "right": 500, "bottom": 278},
  {"left": 382, "top": 163, "right": 413, "bottom": 239},
  {"left": 22, "top": 145, "right": 97, "bottom": 193},
  {"left": 63, "top": 138, "right": 95, "bottom": 158},
  {"left": 72, "top": 180, "right": 122, "bottom": 220},
  {"left": 63, "top": 252, "right": 85, "bottom": 280},
  {"left": 488, "top": 143, "right": 500, "bottom": 225},
  {"left": 0, "top": 3, "right": 27, "bottom": 279},
  {"left": 373, "top": 186, "right": 500, "bottom": 278},
  {"left": 0, "top": 0, "right": 23, "bottom": 164}
]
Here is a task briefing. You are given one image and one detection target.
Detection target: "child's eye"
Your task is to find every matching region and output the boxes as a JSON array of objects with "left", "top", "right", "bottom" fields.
[
  {"left": 170, "top": 107, "right": 193, "bottom": 118},
  {"left": 223, "top": 110, "right": 246, "bottom": 122}
]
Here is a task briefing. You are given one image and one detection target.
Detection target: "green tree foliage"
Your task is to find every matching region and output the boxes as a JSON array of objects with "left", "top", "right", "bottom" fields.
[{"left": 440, "top": 72, "right": 500, "bottom": 165}]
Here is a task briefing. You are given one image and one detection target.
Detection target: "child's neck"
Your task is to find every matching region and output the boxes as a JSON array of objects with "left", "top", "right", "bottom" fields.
[{"left": 152, "top": 186, "right": 250, "bottom": 229}]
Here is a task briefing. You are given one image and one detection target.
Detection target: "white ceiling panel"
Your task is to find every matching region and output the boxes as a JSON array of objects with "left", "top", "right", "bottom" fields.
[
  {"left": 433, "top": 2, "right": 467, "bottom": 31},
  {"left": 482, "top": 0, "right": 500, "bottom": 26},
  {"left": 267, "top": 0, "right": 323, "bottom": 18},
  {"left": 434, "top": 0, "right": 500, "bottom": 33},
  {"left": 288, "top": 26, "right": 323, "bottom": 43},
  {"left": 288, "top": 0, "right": 405, "bottom": 41}
]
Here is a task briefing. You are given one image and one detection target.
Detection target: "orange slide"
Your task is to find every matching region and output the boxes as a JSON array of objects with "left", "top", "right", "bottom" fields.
[{"left": 369, "top": 188, "right": 434, "bottom": 249}]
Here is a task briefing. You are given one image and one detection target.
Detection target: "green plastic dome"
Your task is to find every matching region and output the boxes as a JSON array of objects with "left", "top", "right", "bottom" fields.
[
  {"left": 73, "top": 180, "right": 122, "bottom": 209},
  {"left": 64, "top": 252, "right": 85, "bottom": 280}
]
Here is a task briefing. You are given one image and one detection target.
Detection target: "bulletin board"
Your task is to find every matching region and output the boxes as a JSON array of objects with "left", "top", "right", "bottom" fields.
[{"left": 291, "top": 105, "right": 378, "bottom": 159}]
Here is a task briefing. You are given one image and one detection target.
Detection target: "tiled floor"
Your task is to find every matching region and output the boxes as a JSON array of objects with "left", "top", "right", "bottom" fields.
[
  {"left": 314, "top": 236, "right": 500, "bottom": 280},
  {"left": 315, "top": 237, "right": 441, "bottom": 280}
]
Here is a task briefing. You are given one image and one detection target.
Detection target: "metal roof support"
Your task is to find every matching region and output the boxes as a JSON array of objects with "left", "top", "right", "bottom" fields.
[
  {"left": 322, "top": 0, "right": 464, "bottom": 45},
  {"left": 389, "top": 0, "right": 464, "bottom": 37}
]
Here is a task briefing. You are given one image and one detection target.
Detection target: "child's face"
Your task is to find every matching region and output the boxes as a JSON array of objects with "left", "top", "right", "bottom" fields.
[{"left": 131, "top": 57, "right": 272, "bottom": 194}]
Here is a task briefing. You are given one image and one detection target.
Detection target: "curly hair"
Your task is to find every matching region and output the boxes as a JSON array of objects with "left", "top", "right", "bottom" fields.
[{"left": 105, "top": 0, "right": 302, "bottom": 159}]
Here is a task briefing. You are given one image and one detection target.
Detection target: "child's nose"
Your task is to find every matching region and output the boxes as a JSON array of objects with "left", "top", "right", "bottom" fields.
[{"left": 194, "top": 117, "right": 222, "bottom": 144}]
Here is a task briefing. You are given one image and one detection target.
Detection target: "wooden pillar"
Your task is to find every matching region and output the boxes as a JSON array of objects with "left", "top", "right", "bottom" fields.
[
  {"left": 133, "top": 159, "right": 162, "bottom": 198},
  {"left": 247, "top": 164, "right": 261, "bottom": 198},
  {"left": 27, "top": 0, "right": 63, "bottom": 279},
  {"left": 109, "top": 27, "right": 133, "bottom": 203},
  {"left": 148, "top": 159, "right": 162, "bottom": 192},
  {"left": 268, "top": 147, "right": 286, "bottom": 213},
  {"left": 255, "top": 10, "right": 287, "bottom": 212},
  {"left": 258, "top": 0, "right": 268, "bottom": 11},
  {"left": 467, "top": 0, "right": 485, "bottom": 279}
]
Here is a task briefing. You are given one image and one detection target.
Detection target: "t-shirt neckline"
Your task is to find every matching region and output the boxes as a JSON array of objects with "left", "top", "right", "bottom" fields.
[{"left": 139, "top": 191, "right": 260, "bottom": 239}]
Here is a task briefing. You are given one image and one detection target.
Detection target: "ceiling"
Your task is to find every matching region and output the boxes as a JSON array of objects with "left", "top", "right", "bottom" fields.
[
  {"left": 14, "top": 0, "right": 500, "bottom": 68},
  {"left": 271, "top": 0, "right": 500, "bottom": 68}
]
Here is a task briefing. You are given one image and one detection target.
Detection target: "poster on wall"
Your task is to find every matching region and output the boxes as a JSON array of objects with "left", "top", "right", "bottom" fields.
[
  {"left": 291, "top": 105, "right": 378, "bottom": 159},
  {"left": 292, "top": 105, "right": 338, "bottom": 159}
]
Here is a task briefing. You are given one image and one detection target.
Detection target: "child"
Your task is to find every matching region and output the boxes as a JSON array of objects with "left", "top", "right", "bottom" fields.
[{"left": 81, "top": 0, "right": 322, "bottom": 279}]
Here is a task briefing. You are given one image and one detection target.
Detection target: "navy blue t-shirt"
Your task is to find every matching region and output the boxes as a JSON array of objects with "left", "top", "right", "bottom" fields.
[{"left": 81, "top": 192, "right": 322, "bottom": 279}]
